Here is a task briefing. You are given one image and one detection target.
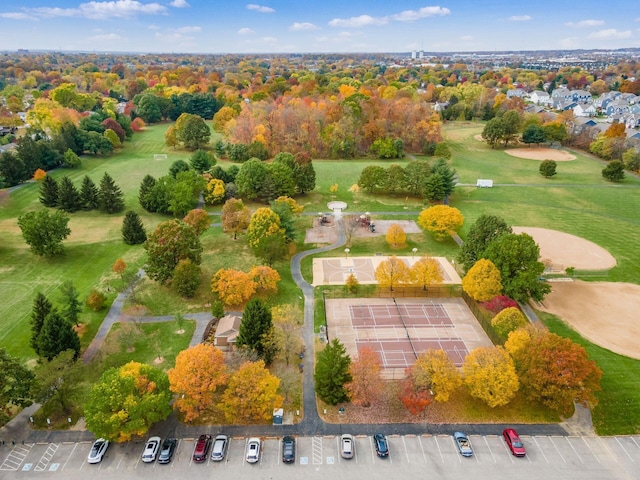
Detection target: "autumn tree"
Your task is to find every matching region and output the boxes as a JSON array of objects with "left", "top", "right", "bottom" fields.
[
  {"left": 168, "top": 344, "right": 228, "bottom": 422},
  {"left": 84, "top": 361, "right": 172, "bottom": 442},
  {"left": 345, "top": 273, "right": 359, "bottom": 293},
  {"left": 410, "top": 256, "right": 443, "bottom": 290},
  {"left": 183, "top": 208, "right": 212, "bottom": 236},
  {"left": 315, "top": 338, "right": 352, "bottom": 405},
  {"left": 417, "top": 205, "right": 464, "bottom": 241},
  {"left": 511, "top": 331, "right": 602, "bottom": 415},
  {"left": 246, "top": 207, "right": 287, "bottom": 265},
  {"left": 173, "top": 259, "right": 202, "bottom": 297},
  {"left": 462, "top": 346, "right": 519, "bottom": 408},
  {"left": 249, "top": 265, "right": 280, "bottom": 294},
  {"left": 236, "top": 298, "right": 275, "bottom": 363},
  {"left": 221, "top": 198, "right": 251, "bottom": 240},
  {"left": 271, "top": 304, "right": 303, "bottom": 366},
  {"left": 462, "top": 259, "right": 503, "bottom": 301},
  {"left": 491, "top": 307, "right": 527, "bottom": 340},
  {"left": 121, "top": 210, "right": 147, "bottom": 245},
  {"left": 33, "top": 168, "right": 47, "bottom": 182},
  {"left": 344, "top": 347, "right": 383, "bottom": 408},
  {"left": 144, "top": 219, "right": 202, "bottom": 284},
  {"left": 399, "top": 373, "right": 432, "bottom": 417},
  {"left": 204, "top": 178, "right": 225, "bottom": 205},
  {"left": 211, "top": 268, "right": 256, "bottom": 306},
  {"left": 18, "top": 209, "right": 71, "bottom": 257},
  {"left": 483, "top": 232, "right": 550, "bottom": 302},
  {"left": 385, "top": 223, "right": 406, "bottom": 248},
  {"left": 458, "top": 214, "right": 512, "bottom": 272},
  {"left": 410, "top": 349, "right": 462, "bottom": 402},
  {"left": 219, "top": 360, "right": 283, "bottom": 424},
  {"left": 375, "top": 255, "right": 410, "bottom": 291}
]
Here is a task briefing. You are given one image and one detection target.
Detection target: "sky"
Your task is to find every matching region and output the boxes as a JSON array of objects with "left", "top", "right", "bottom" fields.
[{"left": 0, "top": 1, "right": 639, "bottom": 54}]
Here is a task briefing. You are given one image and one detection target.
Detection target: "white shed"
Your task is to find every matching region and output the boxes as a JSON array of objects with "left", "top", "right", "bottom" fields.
[{"left": 476, "top": 179, "right": 493, "bottom": 188}]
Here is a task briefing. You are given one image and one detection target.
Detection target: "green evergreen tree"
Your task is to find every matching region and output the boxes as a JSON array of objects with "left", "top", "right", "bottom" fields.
[
  {"left": 98, "top": 172, "right": 124, "bottom": 213},
  {"left": 168, "top": 160, "right": 190, "bottom": 178},
  {"left": 423, "top": 173, "right": 446, "bottom": 201},
  {"left": 80, "top": 175, "right": 99, "bottom": 210},
  {"left": 121, "top": 210, "right": 147, "bottom": 245},
  {"left": 602, "top": 160, "right": 625, "bottom": 182},
  {"left": 189, "top": 149, "right": 215, "bottom": 173},
  {"left": 57, "top": 176, "right": 82, "bottom": 212},
  {"left": 60, "top": 280, "right": 82, "bottom": 327},
  {"left": 138, "top": 174, "right": 157, "bottom": 211},
  {"left": 62, "top": 148, "right": 81, "bottom": 168},
  {"left": 431, "top": 158, "right": 456, "bottom": 199},
  {"left": 39, "top": 174, "right": 59, "bottom": 207},
  {"left": 314, "top": 338, "right": 352, "bottom": 405},
  {"left": 30, "top": 292, "right": 52, "bottom": 355},
  {"left": 38, "top": 309, "right": 81, "bottom": 361},
  {"left": 236, "top": 299, "right": 274, "bottom": 362}
]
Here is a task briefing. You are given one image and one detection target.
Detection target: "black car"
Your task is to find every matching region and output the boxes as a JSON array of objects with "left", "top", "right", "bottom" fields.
[
  {"left": 158, "top": 438, "right": 177, "bottom": 464},
  {"left": 282, "top": 436, "right": 296, "bottom": 464},
  {"left": 373, "top": 433, "right": 389, "bottom": 458}
]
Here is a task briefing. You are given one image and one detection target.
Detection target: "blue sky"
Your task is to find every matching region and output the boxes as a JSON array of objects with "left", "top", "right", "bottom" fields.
[{"left": 0, "top": 1, "right": 639, "bottom": 53}]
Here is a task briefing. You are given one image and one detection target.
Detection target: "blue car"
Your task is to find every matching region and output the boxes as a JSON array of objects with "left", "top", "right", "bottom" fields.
[{"left": 454, "top": 432, "right": 473, "bottom": 457}]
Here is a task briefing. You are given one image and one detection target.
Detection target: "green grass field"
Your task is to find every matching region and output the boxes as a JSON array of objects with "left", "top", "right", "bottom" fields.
[{"left": 2, "top": 121, "right": 640, "bottom": 433}]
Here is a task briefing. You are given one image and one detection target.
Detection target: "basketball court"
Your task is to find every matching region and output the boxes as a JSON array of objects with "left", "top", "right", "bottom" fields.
[{"left": 325, "top": 297, "right": 493, "bottom": 379}]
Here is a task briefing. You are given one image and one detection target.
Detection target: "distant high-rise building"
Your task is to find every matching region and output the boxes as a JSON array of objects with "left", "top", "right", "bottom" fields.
[{"left": 411, "top": 51, "right": 417, "bottom": 59}]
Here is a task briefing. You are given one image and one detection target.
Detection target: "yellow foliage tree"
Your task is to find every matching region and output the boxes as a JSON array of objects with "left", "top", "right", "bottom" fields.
[
  {"left": 375, "top": 256, "right": 410, "bottom": 291},
  {"left": 344, "top": 347, "right": 383, "bottom": 408},
  {"left": 417, "top": 205, "right": 464, "bottom": 241},
  {"left": 385, "top": 223, "right": 406, "bottom": 248},
  {"left": 462, "top": 346, "right": 519, "bottom": 408},
  {"left": 212, "top": 106, "right": 238, "bottom": 134},
  {"left": 410, "top": 349, "right": 462, "bottom": 402},
  {"left": 345, "top": 273, "right": 359, "bottom": 293},
  {"left": 249, "top": 265, "right": 280, "bottom": 294},
  {"left": 461, "top": 259, "right": 502, "bottom": 301},
  {"left": 271, "top": 304, "right": 303, "bottom": 366},
  {"left": 329, "top": 183, "right": 338, "bottom": 193},
  {"left": 219, "top": 360, "right": 283, "bottom": 423},
  {"left": 273, "top": 196, "right": 304, "bottom": 215},
  {"left": 410, "top": 256, "right": 444, "bottom": 290},
  {"left": 168, "top": 344, "right": 228, "bottom": 422},
  {"left": 211, "top": 268, "right": 256, "bottom": 306},
  {"left": 205, "top": 178, "right": 225, "bottom": 205},
  {"left": 491, "top": 307, "right": 527, "bottom": 339}
]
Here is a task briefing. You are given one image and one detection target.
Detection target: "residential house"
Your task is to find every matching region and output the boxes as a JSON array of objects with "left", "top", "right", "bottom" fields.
[
  {"left": 569, "top": 117, "right": 597, "bottom": 135},
  {"left": 605, "top": 100, "right": 631, "bottom": 116},
  {"left": 507, "top": 89, "right": 527, "bottom": 99},
  {"left": 573, "top": 104, "right": 596, "bottom": 117},
  {"left": 593, "top": 91, "right": 621, "bottom": 110},
  {"left": 213, "top": 314, "right": 242, "bottom": 351},
  {"left": 556, "top": 100, "right": 578, "bottom": 111},
  {"left": 572, "top": 90, "right": 592, "bottom": 104},
  {"left": 624, "top": 113, "right": 640, "bottom": 129},
  {"left": 529, "top": 90, "right": 552, "bottom": 106},
  {"left": 607, "top": 113, "right": 624, "bottom": 124}
]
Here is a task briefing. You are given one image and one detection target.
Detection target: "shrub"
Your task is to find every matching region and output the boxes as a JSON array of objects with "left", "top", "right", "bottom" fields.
[
  {"left": 86, "top": 289, "right": 107, "bottom": 311},
  {"left": 482, "top": 295, "right": 518, "bottom": 314},
  {"left": 491, "top": 307, "right": 527, "bottom": 339}
]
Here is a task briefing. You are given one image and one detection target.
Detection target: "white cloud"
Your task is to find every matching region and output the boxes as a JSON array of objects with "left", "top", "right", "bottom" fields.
[
  {"left": 238, "top": 27, "right": 255, "bottom": 35},
  {"left": 289, "top": 22, "right": 319, "bottom": 31},
  {"left": 0, "top": 12, "right": 37, "bottom": 20},
  {"left": 589, "top": 28, "right": 632, "bottom": 39},
  {"left": 329, "top": 6, "right": 450, "bottom": 28},
  {"left": 88, "top": 32, "right": 125, "bottom": 41},
  {"left": 460, "top": 35, "right": 473, "bottom": 41},
  {"left": 169, "top": 0, "right": 189, "bottom": 7},
  {"left": 508, "top": 15, "right": 531, "bottom": 22},
  {"left": 173, "top": 25, "right": 200, "bottom": 33},
  {"left": 262, "top": 36, "right": 277, "bottom": 43},
  {"left": 338, "top": 31, "right": 354, "bottom": 38},
  {"left": 17, "top": 1, "right": 167, "bottom": 20},
  {"left": 246, "top": 4, "right": 275, "bottom": 13},
  {"left": 565, "top": 19, "right": 604, "bottom": 28}
]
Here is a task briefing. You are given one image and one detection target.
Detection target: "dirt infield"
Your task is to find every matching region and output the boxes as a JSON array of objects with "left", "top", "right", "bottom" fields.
[
  {"left": 513, "top": 227, "right": 616, "bottom": 271},
  {"left": 504, "top": 147, "right": 576, "bottom": 161},
  {"left": 304, "top": 219, "right": 420, "bottom": 244},
  {"left": 538, "top": 281, "right": 640, "bottom": 359}
]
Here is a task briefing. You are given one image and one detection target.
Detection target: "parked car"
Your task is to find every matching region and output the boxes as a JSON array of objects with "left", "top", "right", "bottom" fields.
[
  {"left": 193, "top": 434, "right": 212, "bottom": 463},
  {"left": 282, "top": 436, "right": 296, "bottom": 464},
  {"left": 87, "top": 438, "right": 109, "bottom": 464},
  {"left": 503, "top": 428, "right": 526, "bottom": 457},
  {"left": 373, "top": 433, "right": 389, "bottom": 458},
  {"left": 211, "top": 435, "right": 228, "bottom": 462},
  {"left": 340, "top": 434, "right": 355, "bottom": 459},
  {"left": 454, "top": 431, "right": 473, "bottom": 457},
  {"left": 158, "top": 438, "right": 177, "bottom": 464},
  {"left": 141, "top": 436, "right": 161, "bottom": 463},
  {"left": 246, "top": 437, "right": 261, "bottom": 464}
]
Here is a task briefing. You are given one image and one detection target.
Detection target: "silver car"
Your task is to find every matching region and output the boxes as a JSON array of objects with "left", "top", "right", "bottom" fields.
[
  {"left": 340, "top": 434, "right": 355, "bottom": 459},
  {"left": 87, "top": 438, "right": 109, "bottom": 464},
  {"left": 211, "top": 435, "right": 228, "bottom": 461}
]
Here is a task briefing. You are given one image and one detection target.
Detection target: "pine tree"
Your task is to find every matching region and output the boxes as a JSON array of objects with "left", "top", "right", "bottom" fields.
[
  {"left": 60, "top": 281, "right": 82, "bottom": 327},
  {"left": 431, "top": 158, "right": 456, "bottom": 199},
  {"left": 80, "top": 175, "right": 99, "bottom": 210},
  {"left": 122, "top": 210, "right": 147, "bottom": 245},
  {"left": 39, "top": 174, "right": 59, "bottom": 207},
  {"left": 138, "top": 174, "right": 157, "bottom": 212},
  {"left": 30, "top": 292, "right": 52, "bottom": 355},
  {"left": 236, "top": 299, "right": 274, "bottom": 362},
  {"left": 38, "top": 309, "right": 81, "bottom": 360},
  {"left": 314, "top": 338, "right": 351, "bottom": 405},
  {"left": 57, "top": 176, "right": 82, "bottom": 212},
  {"left": 98, "top": 172, "right": 125, "bottom": 213}
]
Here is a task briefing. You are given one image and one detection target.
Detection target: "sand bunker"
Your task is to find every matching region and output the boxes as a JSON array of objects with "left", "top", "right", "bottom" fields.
[
  {"left": 513, "top": 227, "right": 616, "bottom": 271},
  {"left": 505, "top": 147, "right": 576, "bottom": 161},
  {"left": 538, "top": 281, "right": 640, "bottom": 359}
]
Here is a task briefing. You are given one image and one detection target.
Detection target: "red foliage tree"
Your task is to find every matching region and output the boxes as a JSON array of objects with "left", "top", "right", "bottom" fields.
[
  {"left": 482, "top": 295, "right": 518, "bottom": 314},
  {"left": 399, "top": 373, "right": 432, "bottom": 417},
  {"left": 101, "top": 118, "right": 125, "bottom": 142}
]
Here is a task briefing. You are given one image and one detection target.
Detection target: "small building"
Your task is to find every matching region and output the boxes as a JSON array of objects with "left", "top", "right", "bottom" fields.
[
  {"left": 213, "top": 314, "right": 242, "bottom": 350},
  {"left": 476, "top": 179, "right": 493, "bottom": 188}
]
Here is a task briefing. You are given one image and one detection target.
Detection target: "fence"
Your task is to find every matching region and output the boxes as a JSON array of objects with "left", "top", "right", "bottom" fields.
[
  {"left": 461, "top": 291, "right": 503, "bottom": 345},
  {"left": 321, "top": 284, "right": 463, "bottom": 300}
]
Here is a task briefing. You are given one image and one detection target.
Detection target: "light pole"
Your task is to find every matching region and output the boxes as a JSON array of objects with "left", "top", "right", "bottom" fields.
[
  {"left": 344, "top": 248, "right": 350, "bottom": 259},
  {"left": 412, "top": 247, "right": 417, "bottom": 258}
]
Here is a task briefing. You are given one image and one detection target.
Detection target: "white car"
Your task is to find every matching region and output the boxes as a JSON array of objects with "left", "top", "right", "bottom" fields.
[
  {"left": 340, "top": 434, "right": 355, "bottom": 459},
  {"left": 141, "top": 436, "right": 161, "bottom": 463},
  {"left": 87, "top": 438, "right": 109, "bottom": 464},
  {"left": 245, "top": 437, "right": 261, "bottom": 464}
]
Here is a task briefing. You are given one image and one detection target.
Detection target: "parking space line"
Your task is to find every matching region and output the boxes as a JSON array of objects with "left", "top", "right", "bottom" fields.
[
  {"left": 532, "top": 437, "right": 549, "bottom": 464},
  {"left": 447, "top": 436, "right": 461, "bottom": 463},
  {"left": 61, "top": 442, "right": 78, "bottom": 471},
  {"left": 565, "top": 437, "right": 583, "bottom": 464},
  {"left": 614, "top": 437, "right": 634, "bottom": 462},
  {"left": 417, "top": 436, "right": 427, "bottom": 464},
  {"left": 549, "top": 437, "right": 566, "bottom": 463},
  {"left": 312, "top": 437, "right": 322, "bottom": 465},
  {"left": 0, "top": 444, "right": 33, "bottom": 471},
  {"left": 630, "top": 437, "right": 640, "bottom": 450},
  {"left": 34, "top": 443, "right": 59, "bottom": 471},
  {"left": 581, "top": 437, "right": 600, "bottom": 464},
  {"left": 402, "top": 436, "right": 410, "bottom": 463},
  {"left": 433, "top": 436, "right": 444, "bottom": 464}
]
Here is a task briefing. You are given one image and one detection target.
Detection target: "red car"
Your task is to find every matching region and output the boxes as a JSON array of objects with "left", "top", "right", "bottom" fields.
[
  {"left": 193, "top": 434, "right": 212, "bottom": 463},
  {"left": 503, "top": 428, "right": 526, "bottom": 457}
]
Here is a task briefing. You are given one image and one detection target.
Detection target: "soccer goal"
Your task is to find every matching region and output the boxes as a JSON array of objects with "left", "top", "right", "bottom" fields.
[{"left": 153, "top": 154, "right": 168, "bottom": 160}]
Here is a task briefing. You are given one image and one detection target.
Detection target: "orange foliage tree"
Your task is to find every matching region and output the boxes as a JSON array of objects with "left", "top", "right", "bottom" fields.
[
  {"left": 221, "top": 198, "right": 251, "bottom": 240},
  {"left": 374, "top": 256, "right": 410, "bottom": 291},
  {"left": 385, "top": 223, "right": 406, "bottom": 248},
  {"left": 219, "top": 360, "right": 283, "bottom": 423},
  {"left": 183, "top": 208, "right": 212, "bottom": 236},
  {"left": 33, "top": 168, "right": 47, "bottom": 181},
  {"left": 410, "top": 349, "right": 462, "bottom": 402},
  {"left": 399, "top": 372, "right": 432, "bottom": 417},
  {"left": 344, "top": 347, "right": 383, "bottom": 408},
  {"left": 168, "top": 344, "right": 228, "bottom": 422},
  {"left": 249, "top": 265, "right": 280, "bottom": 294},
  {"left": 211, "top": 268, "right": 256, "bottom": 306}
]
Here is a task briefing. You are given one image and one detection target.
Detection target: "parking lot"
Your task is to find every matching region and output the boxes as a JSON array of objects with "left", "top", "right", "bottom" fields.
[{"left": 1, "top": 433, "right": 639, "bottom": 480}]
